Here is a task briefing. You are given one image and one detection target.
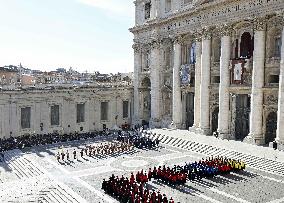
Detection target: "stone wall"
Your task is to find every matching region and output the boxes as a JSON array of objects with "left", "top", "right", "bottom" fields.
[{"left": 0, "top": 87, "right": 133, "bottom": 138}]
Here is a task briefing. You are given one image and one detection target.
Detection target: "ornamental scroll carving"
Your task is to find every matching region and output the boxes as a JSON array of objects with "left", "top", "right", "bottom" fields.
[
  {"left": 149, "top": 39, "right": 161, "bottom": 49},
  {"left": 264, "top": 94, "right": 278, "bottom": 105}
]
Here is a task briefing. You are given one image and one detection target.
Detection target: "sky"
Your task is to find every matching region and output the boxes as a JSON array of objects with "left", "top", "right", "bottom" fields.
[{"left": 0, "top": 0, "right": 135, "bottom": 73}]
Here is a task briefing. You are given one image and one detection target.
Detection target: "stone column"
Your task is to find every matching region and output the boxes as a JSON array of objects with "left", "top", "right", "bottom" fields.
[
  {"left": 247, "top": 18, "right": 266, "bottom": 145},
  {"left": 150, "top": 0, "right": 160, "bottom": 19},
  {"left": 133, "top": 43, "right": 142, "bottom": 125},
  {"left": 192, "top": 38, "right": 202, "bottom": 129},
  {"left": 199, "top": 30, "right": 212, "bottom": 135},
  {"left": 172, "top": 37, "right": 182, "bottom": 128},
  {"left": 218, "top": 26, "right": 232, "bottom": 139},
  {"left": 150, "top": 40, "right": 161, "bottom": 127},
  {"left": 276, "top": 18, "right": 284, "bottom": 149}
]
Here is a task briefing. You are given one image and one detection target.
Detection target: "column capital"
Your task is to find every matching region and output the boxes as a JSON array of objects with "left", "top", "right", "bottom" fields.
[
  {"left": 170, "top": 35, "right": 185, "bottom": 45},
  {"left": 202, "top": 27, "right": 212, "bottom": 40},
  {"left": 149, "top": 38, "right": 161, "bottom": 49},
  {"left": 218, "top": 24, "right": 233, "bottom": 37},
  {"left": 253, "top": 16, "right": 268, "bottom": 31},
  {"left": 192, "top": 31, "right": 202, "bottom": 42},
  {"left": 132, "top": 43, "right": 141, "bottom": 53}
]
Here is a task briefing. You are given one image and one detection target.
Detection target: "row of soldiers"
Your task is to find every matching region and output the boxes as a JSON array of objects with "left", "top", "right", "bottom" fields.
[
  {"left": 56, "top": 141, "right": 134, "bottom": 162},
  {"left": 102, "top": 174, "right": 174, "bottom": 203}
]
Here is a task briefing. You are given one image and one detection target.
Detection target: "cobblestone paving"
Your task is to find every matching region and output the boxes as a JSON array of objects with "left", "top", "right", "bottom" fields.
[{"left": 1, "top": 131, "right": 284, "bottom": 203}]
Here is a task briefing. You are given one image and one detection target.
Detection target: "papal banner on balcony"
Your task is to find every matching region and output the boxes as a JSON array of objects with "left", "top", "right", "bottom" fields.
[{"left": 231, "top": 59, "right": 245, "bottom": 84}]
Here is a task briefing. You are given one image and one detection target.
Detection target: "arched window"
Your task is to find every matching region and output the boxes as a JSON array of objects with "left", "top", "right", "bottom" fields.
[{"left": 240, "top": 32, "right": 253, "bottom": 58}]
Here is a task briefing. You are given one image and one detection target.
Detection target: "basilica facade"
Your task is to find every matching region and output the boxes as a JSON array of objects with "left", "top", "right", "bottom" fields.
[{"left": 130, "top": 0, "right": 284, "bottom": 149}]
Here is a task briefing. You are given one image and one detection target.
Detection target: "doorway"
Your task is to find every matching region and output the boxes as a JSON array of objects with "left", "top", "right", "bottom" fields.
[
  {"left": 235, "top": 94, "right": 250, "bottom": 140},
  {"left": 185, "top": 93, "right": 194, "bottom": 128},
  {"left": 265, "top": 112, "right": 277, "bottom": 145}
]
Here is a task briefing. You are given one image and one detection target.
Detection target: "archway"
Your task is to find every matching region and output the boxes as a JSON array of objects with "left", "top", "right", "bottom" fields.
[
  {"left": 141, "top": 77, "right": 151, "bottom": 126},
  {"left": 185, "top": 93, "right": 194, "bottom": 128},
  {"left": 235, "top": 94, "right": 250, "bottom": 141},
  {"left": 265, "top": 112, "right": 277, "bottom": 145},
  {"left": 211, "top": 107, "right": 219, "bottom": 135},
  {"left": 240, "top": 32, "right": 253, "bottom": 58}
]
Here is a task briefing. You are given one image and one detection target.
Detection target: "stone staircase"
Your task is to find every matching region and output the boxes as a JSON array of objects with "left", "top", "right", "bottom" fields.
[
  {"left": 38, "top": 184, "right": 82, "bottom": 203},
  {"left": 4, "top": 149, "right": 44, "bottom": 179},
  {"left": 148, "top": 133, "right": 284, "bottom": 176}
]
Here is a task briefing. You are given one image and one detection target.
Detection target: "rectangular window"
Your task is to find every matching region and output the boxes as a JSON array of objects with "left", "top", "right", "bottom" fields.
[
  {"left": 101, "top": 102, "right": 109, "bottom": 121},
  {"left": 123, "top": 101, "right": 129, "bottom": 118},
  {"left": 76, "top": 103, "right": 85, "bottom": 123},
  {"left": 145, "top": 3, "right": 151, "bottom": 19},
  {"left": 275, "top": 37, "right": 282, "bottom": 57},
  {"left": 51, "top": 105, "right": 60, "bottom": 126},
  {"left": 21, "top": 107, "right": 31, "bottom": 129},
  {"left": 165, "top": 0, "right": 171, "bottom": 12}
]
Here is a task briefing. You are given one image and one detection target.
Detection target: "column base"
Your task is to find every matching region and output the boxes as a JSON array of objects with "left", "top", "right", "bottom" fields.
[
  {"left": 169, "top": 121, "right": 182, "bottom": 129},
  {"left": 244, "top": 134, "right": 265, "bottom": 146},
  {"left": 188, "top": 125, "right": 199, "bottom": 133},
  {"left": 197, "top": 128, "right": 211, "bottom": 136},
  {"left": 218, "top": 132, "right": 230, "bottom": 140},
  {"left": 149, "top": 119, "right": 161, "bottom": 129}
]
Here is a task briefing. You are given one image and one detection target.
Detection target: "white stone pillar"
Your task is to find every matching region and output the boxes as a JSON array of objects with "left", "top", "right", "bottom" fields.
[
  {"left": 150, "top": 40, "right": 161, "bottom": 127},
  {"left": 199, "top": 32, "right": 211, "bottom": 135},
  {"left": 193, "top": 39, "right": 202, "bottom": 129},
  {"left": 248, "top": 18, "right": 266, "bottom": 145},
  {"left": 150, "top": 0, "right": 160, "bottom": 19},
  {"left": 172, "top": 38, "right": 182, "bottom": 128},
  {"left": 218, "top": 28, "right": 232, "bottom": 139},
  {"left": 133, "top": 43, "right": 142, "bottom": 125},
  {"left": 276, "top": 22, "right": 284, "bottom": 147}
]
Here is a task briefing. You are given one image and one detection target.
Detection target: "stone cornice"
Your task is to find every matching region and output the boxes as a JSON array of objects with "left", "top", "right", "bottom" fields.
[{"left": 130, "top": 0, "right": 284, "bottom": 38}]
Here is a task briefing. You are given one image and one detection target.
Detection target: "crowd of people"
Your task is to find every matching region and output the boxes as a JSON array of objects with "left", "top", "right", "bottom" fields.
[
  {"left": 102, "top": 156, "right": 246, "bottom": 202},
  {"left": 117, "top": 131, "right": 159, "bottom": 149},
  {"left": 0, "top": 131, "right": 113, "bottom": 152},
  {"left": 147, "top": 156, "right": 246, "bottom": 185},
  {"left": 56, "top": 141, "right": 134, "bottom": 163},
  {"left": 102, "top": 174, "right": 175, "bottom": 203}
]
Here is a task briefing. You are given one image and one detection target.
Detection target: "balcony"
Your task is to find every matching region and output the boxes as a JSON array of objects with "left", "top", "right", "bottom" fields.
[{"left": 230, "top": 58, "right": 252, "bottom": 87}]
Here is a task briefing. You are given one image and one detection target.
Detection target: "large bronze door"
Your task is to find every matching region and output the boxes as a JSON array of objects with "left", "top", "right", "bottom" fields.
[
  {"left": 235, "top": 94, "right": 250, "bottom": 141},
  {"left": 185, "top": 93, "right": 194, "bottom": 128},
  {"left": 265, "top": 112, "right": 277, "bottom": 145}
]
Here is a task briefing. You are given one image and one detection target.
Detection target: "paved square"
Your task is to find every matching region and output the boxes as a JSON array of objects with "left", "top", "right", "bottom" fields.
[{"left": 1, "top": 130, "right": 284, "bottom": 203}]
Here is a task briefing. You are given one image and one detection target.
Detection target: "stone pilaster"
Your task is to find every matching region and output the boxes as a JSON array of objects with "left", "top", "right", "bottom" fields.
[
  {"left": 218, "top": 25, "right": 232, "bottom": 139},
  {"left": 150, "top": 40, "right": 161, "bottom": 128},
  {"left": 192, "top": 37, "right": 202, "bottom": 130},
  {"left": 133, "top": 43, "right": 142, "bottom": 125},
  {"left": 172, "top": 37, "right": 182, "bottom": 128},
  {"left": 247, "top": 17, "right": 267, "bottom": 145},
  {"left": 199, "top": 29, "right": 212, "bottom": 135},
  {"left": 276, "top": 16, "right": 284, "bottom": 150}
]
